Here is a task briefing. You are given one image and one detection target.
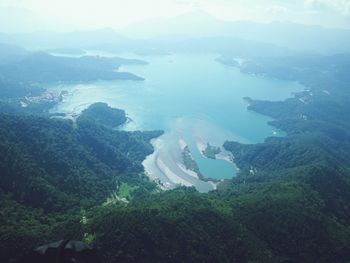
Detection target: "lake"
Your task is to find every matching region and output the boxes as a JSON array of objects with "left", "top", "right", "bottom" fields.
[{"left": 49, "top": 53, "right": 304, "bottom": 192}]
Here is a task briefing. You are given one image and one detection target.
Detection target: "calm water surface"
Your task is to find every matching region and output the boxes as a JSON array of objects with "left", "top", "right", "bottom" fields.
[{"left": 49, "top": 53, "right": 304, "bottom": 191}]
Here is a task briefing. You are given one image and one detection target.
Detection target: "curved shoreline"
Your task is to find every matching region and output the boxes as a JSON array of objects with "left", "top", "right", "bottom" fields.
[{"left": 142, "top": 133, "right": 217, "bottom": 193}]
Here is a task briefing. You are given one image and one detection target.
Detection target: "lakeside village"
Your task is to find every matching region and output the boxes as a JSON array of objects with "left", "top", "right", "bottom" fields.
[{"left": 21, "top": 90, "right": 69, "bottom": 108}]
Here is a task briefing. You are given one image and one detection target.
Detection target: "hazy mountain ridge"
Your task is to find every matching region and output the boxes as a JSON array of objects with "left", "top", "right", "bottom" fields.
[
  {"left": 1, "top": 12, "right": 350, "bottom": 55},
  {"left": 121, "top": 11, "right": 350, "bottom": 54},
  {"left": 0, "top": 46, "right": 145, "bottom": 83}
]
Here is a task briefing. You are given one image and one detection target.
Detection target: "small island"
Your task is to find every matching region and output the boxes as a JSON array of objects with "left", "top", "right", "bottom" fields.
[
  {"left": 202, "top": 143, "right": 222, "bottom": 159},
  {"left": 181, "top": 145, "right": 220, "bottom": 182},
  {"left": 182, "top": 146, "right": 202, "bottom": 177},
  {"left": 77, "top": 102, "right": 127, "bottom": 128}
]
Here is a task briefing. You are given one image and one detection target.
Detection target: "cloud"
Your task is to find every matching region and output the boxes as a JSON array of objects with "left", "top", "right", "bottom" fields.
[
  {"left": 0, "top": 7, "right": 50, "bottom": 32},
  {"left": 305, "top": 0, "right": 350, "bottom": 16},
  {"left": 0, "top": 0, "right": 349, "bottom": 32},
  {"left": 266, "top": 5, "right": 289, "bottom": 15}
]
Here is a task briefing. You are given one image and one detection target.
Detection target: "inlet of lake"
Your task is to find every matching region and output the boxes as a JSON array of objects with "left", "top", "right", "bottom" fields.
[{"left": 49, "top": 53, "right": 304, "bottom": 192}]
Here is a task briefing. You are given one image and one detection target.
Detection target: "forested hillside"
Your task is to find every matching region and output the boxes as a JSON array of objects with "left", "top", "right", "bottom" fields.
[
  {"left": 0, "top": 111, "right": 162, "bottom": 262},
  {"left": 77, "top": 102, "right": 128, "bottom": 128},
  {"left": 0, "top": 44, "right": 145, "bottom": 83}
]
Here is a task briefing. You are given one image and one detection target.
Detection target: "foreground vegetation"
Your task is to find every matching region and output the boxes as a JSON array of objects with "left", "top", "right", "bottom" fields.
[{"left": 0, "top": 111, "right": 162, "bottom": 262}]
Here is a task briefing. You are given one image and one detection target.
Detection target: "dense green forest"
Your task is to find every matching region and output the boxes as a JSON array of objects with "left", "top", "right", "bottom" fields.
[
  {"left": 0, "top": 76, "right": 43, "bottom": 99},
  {"left": 77, "top": 102, "right": 128, "bottom": 128},
  {"left": 0, "top": 111, "right": 163, "bottom": 262},
  {"left": 1, "top": 44, "right": 350, "bottom": 263}
]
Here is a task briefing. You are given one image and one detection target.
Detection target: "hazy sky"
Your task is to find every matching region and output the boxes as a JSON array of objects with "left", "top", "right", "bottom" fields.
[{"left": 0, "top": 0, "right": 349, "bottom": 32}]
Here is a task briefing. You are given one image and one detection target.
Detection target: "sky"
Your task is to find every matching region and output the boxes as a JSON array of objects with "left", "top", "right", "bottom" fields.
[{"left": 0, "top": 0, "right": 349, "bottom": 32}]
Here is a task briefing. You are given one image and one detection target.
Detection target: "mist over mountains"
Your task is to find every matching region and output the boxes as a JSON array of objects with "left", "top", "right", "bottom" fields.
[
  {"left": 1, "top": 11, "right": 350, "bottom": 55},
  {"left": 121, "top": 11, "right": 350, "bottom": 53}
]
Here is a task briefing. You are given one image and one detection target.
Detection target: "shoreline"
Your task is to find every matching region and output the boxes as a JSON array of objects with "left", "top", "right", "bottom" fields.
[
  {"left": 216, "top": 151, "right": 235, "bottom": 164},
  {"left": 155, "top": 157, "right": 193, "bottom": 187},
  {"left": 195, "top": 137, "right": 235, "bottom": 165},
  {"left": 177, "top": 162, "right": 199, "bottom": 179},
  {"left": 142, "top": 134, "right": 217, "bottom": 192},
  {"left": 195, "top": 137, "right": 207, "bottom": 157}
]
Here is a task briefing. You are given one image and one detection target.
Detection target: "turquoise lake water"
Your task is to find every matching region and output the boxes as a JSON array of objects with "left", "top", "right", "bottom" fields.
[{"left": 49, "top": 53, "right": 304, "bottom": 190}]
